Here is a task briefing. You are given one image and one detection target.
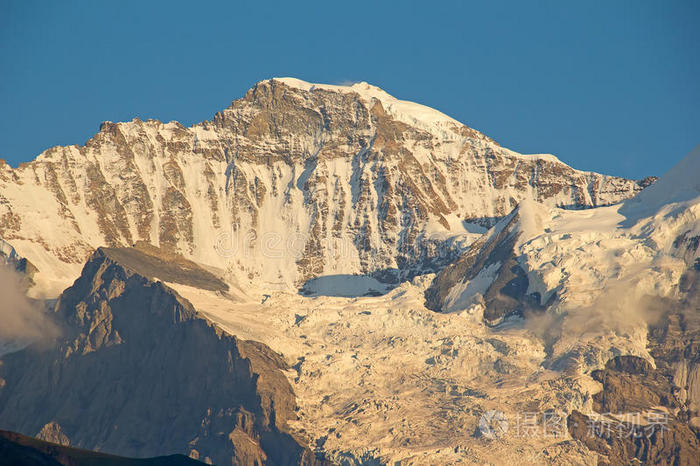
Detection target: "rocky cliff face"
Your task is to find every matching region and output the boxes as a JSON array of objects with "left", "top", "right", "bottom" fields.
[
  {"left": 0, "top": 78, "right": 650, "bottom": 296},
  {"left": 0, "top": 247, "right": 321, "bottom": 465}
]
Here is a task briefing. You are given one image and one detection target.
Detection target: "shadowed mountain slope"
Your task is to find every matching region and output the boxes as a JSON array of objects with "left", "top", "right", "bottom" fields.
[{"left": 0, "top": 247, "right": 324, "bottom": 465}]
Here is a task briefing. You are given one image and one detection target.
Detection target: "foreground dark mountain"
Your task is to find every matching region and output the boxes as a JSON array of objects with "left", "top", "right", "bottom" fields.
[
  {"left": 0, "top": 247, "right": 322, "bottom": 465},
  {"left": 0, "top": 429, "right": 204, "bottom": 466}
]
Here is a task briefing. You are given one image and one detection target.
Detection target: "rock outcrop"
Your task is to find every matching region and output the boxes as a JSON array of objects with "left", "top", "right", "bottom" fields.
[
  {"left": 568, "top": 335, "right": 700, "bottom": 465},
  {"left": 0, "top": 247, "right": 322, "bottom": 465},
  {"left": 424, "top": 201, "right": 550, "bottom": 324}
]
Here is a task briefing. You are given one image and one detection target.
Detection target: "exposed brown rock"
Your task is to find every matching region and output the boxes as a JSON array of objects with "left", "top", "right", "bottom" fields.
[{"left": 36, "top": 422, "right": 70, "bottom": 447}]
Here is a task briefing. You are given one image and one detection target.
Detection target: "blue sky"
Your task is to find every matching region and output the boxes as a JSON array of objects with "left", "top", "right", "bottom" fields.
[{"left": 1, "top": 0, "right": 698, "bottom": 179}]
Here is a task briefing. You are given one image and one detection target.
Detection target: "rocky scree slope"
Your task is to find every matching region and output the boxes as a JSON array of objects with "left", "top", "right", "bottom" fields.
[
  {"left": 0, "top": 78, "right": 650, "bottom": 296},
  {"left": 0, "top": 247, "right": 322, "bottom": 466}
]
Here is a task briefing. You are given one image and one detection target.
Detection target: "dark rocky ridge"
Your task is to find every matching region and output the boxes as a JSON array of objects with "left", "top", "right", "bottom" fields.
[
  {"left": 0, "top": 247, "right": 323, "bottom": 465},
  {"left": 0, "top": 429, "right": 204, "bottom": 466},
  {"left": 425, "top": 206, "right": 549, "bottom": 324},
  {"left": 102, "top": 242, "right": 229, "bottom": 293},
  {"left": 567, "top": 268, "right": 700, "bottom": 465}
]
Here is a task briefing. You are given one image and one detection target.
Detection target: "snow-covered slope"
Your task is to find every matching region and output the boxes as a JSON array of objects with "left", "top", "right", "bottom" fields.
[
  {"left": 0, "top": 78, "right": 649, "bottom": 297},
  {"left": 168, "top": 273, "right": 598, "bottom": 465}
]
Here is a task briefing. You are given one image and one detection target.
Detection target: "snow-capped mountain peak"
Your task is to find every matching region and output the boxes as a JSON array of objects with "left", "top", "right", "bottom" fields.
[
  {"left": 0, "top": 78, "right": 650, "bottom": 297},
  {"left": 272, "top": 77, "right": 465, "bottom": 132}
]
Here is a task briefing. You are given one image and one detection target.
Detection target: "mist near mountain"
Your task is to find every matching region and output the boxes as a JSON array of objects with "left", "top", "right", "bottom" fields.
[{"left": 0, "top": 265, "right": 57, "bottom": 343}]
